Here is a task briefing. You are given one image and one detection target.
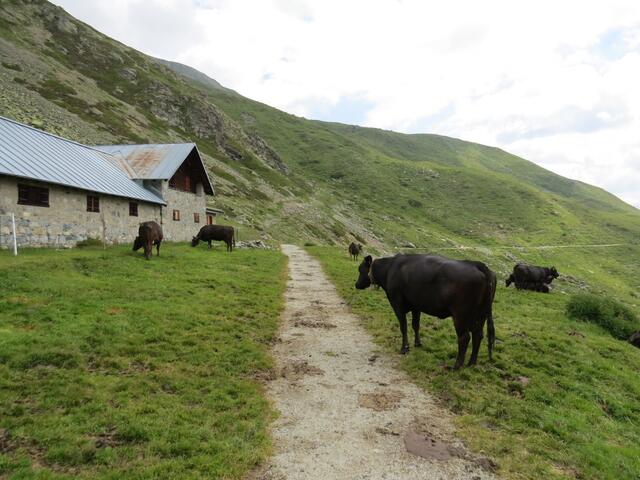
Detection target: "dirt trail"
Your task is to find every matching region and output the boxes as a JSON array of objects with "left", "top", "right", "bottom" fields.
[{"left": 257, "top": 245, "right": 497, "bottom": 480}]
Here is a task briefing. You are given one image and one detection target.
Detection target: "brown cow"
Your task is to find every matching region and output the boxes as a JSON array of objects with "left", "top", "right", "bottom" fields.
[
  {"left": 348, "top": 242, "right": 363, "bottom": 260},
  {"left": 133, "top": 221, "right": 163, "bottom": 260},
  {"left": 191, "top": 224, "right": 235, "bottom": 252}
]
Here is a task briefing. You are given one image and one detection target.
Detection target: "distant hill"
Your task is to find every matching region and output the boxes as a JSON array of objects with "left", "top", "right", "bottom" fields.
[
  {"left": 154, "top": 57, "right": 234, "bottom": 93},
  {"left": 0, "top": 0, "right": 638, "bottom": 250}
]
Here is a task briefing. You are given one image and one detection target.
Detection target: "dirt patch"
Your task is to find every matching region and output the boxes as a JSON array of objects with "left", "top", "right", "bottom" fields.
[
  {"left": 403, "top": 429, "right": 455, "bottom": 460},
  {"left": 0, "top": 429, "right": 16, "bottom": 453},
  {"left": 280, "top": 360, "right": 324, "bottom": 379},
  {"left": 294, "top": 319, "right": 337, "bottom": 329},
  {"left": 93, "top": 426, "right": 123, "bottom": 449},
  {"left": 358, "top": 389, "right": 405, "bottom": 411}
]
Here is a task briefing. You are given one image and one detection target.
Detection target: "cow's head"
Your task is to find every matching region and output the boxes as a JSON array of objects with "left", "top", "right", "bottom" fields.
[
  {"left": 548, "top": 266, "right": 559, "bottom": 279},
  {"left": 132, "top": 236, "right": 143, "bottom": 251},
  {"left": 191, "top": 236, "right": 199, "bottom": 247},
  {"left": 357, "top": 243, "right": 363, "bottom": 252},
  {"left": 355, "top": 255, "right": 373, "bottom": 289}
]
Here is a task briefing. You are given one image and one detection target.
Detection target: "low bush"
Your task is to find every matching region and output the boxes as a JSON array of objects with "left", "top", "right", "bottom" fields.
[{"left": 566, "top": 293, "right": 638, "bottom": 339}]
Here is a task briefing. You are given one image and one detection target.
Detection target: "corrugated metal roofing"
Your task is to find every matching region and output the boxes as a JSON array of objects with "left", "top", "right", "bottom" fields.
[
  {"left": 95, "top": 143, "right": 214, "bottom": 194},
  {"left": 95, "top": 143, "right": 194, "bottom": 178},
  {"left": 0, "top": 116, "right": 165, "bottom": 205}
]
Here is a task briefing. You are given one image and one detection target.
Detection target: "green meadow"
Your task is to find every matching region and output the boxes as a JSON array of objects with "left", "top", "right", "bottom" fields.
[
  {"left": 0, "top": 244, "right": 287, "bottom": 479},
  {"left": 308, "top": 245, "right": 640, "bottom": 480}
]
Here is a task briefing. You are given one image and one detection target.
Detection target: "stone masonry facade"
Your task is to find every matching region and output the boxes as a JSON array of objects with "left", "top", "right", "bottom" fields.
[{"left": 0, "top": 176, "right": 208, "bottom": 248}]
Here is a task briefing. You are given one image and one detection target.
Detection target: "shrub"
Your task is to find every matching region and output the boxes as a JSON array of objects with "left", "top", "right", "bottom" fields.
[
  {"left": 76, "top": 237, "right": 104, "bottom": 248},
  {"left": 566, "top": 293, "right": 638, "bottom": 340}
]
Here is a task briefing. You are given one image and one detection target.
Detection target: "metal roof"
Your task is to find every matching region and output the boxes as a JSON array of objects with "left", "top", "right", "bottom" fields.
[
  {"left": 95, "top": 143, "right": 214, "bottom": 195},
  {"left": 0, "top": 116, "right": 165, "bottom": 205}
]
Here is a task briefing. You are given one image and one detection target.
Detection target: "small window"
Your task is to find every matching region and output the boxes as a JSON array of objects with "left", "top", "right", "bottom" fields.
[
  {"left": 173, "top": 209, "right": 180, "bottom": 221},
  {"left": 129, "top": 202, "right": 138, "bottom": 217},
  {"left": 194, "top": 213, "right": 200, "bottom": 223},
  {"left": 207, "top": 214, "right": 214, "bottom": 225},
  {"left": 87, "top": 195, "right": 100, "bottom": 213},
  {"left": 18, "top": 184, "right": 49, "bottom": 207}
]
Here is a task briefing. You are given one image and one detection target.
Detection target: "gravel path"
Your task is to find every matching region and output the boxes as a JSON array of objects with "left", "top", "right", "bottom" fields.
[{"left": 256, "top": 245, "right": 497, "bottom": 480}]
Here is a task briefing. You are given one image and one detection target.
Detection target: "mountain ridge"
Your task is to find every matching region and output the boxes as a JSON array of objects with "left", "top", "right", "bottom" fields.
[{"left": 0, "top": 0, "right": 638, "bottom": 250}]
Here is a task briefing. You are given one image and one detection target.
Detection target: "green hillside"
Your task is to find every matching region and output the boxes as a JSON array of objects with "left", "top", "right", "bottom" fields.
[
  {"left": 1, "top": 0, "right": 638, "bottom": 250},
  {"left": 1, "top": 2, "right": 640, "bottom": 479}
]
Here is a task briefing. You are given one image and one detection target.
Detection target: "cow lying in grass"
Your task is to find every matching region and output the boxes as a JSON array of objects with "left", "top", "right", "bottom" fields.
[
  {"left": 506, "top": 263, "right": 558, "bottom": 293},
  {"left": 355, "top": 253, "right": 496, "bottom": 369},
  {"left": 133, "top": 221, "right": 163, "bottom": 260}
]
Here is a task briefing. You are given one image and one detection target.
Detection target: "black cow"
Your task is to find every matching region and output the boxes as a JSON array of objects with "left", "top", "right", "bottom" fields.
[
  {"left": 191, "top": 225, "right": 235, "bottom": 252},
  {"left": 348, "top": 242, "right": 363, "bottom": 261},
  {"left": 506, "top": 263, "right": 558, "bottom": 292},
  {"left": 355, "top": 254, "right": 496, "bottom": 369},
  {"left": 133, "top": 221, "right": 163, "bottom": 260}
]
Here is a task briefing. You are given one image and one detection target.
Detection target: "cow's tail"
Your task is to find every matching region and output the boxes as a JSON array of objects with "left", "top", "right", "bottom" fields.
[
  {"left": 472, "top": 262, "right": 497, "bottom": 361},
  {"left": 233, "top": 228, "right": 237, "bottom": 249}
]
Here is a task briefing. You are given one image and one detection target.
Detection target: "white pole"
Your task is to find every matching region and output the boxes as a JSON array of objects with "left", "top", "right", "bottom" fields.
[{"left": 11, "top": 213, "right": 17, "bottom": 256}]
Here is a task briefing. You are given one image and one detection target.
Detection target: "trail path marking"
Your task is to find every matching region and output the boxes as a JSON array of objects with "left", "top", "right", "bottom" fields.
[{"left": 257, "top": 245, "right": 497, "bottom": 480}]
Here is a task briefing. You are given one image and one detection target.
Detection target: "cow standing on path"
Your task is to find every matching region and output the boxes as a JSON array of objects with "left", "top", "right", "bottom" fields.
[
  {"left": 191, "top": 225, "right": 235, "bottom": 252},
  {"left": 133, "top": 221, "right": 163, "bottom": 260},
  {"left": 355, "top": 254, "right": 496, "bottom": 369},
  {"left": 348, "top": 242, "right": 363, "bottom": 261}
]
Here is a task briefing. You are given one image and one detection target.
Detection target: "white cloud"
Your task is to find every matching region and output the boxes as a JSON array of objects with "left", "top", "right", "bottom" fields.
[{"left": 51, "top": 0, "right": 640, "bottom": 207}]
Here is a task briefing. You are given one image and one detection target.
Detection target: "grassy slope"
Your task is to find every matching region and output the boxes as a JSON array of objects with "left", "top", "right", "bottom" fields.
[
  {"left": 308, "top": 246, "right": 640, "bottom": 480},
  {"left": 1, "top": 2, "right": 640, "bottom": 478},
  {"left": 0, "top": 245, "right": 287, "bottom": 479},
  {"left": 1, "top": 0, "right": 639, "bottom": 249}
]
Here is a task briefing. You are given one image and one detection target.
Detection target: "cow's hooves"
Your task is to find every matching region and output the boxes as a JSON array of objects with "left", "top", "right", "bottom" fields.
[
  {"left": 414, "top": 342, "right": 422, "bottom": 348},
  {"left": 453, "top": 363, "right": 463, "bottom": 370},
  {"left": 400, "top": 346, "right": 410, "bottom": 354}
]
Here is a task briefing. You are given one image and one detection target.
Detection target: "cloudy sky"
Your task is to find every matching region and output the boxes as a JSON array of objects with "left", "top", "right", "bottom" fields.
[{"left": 51, "top": 0, "right": 640, "bottom": 208}]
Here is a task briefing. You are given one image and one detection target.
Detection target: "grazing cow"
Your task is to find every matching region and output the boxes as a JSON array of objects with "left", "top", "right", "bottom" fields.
[
  {"left": 133, "top": 221, "right": 163, "bottom": 260},
  {"left": 348, "top": 242, "right": 363, "bottom": 260},
  {"left": 191, "top": 224, "right": 235, "bottom": 252},
  {"left": 506, "top": 263, "right": 558, "bottom": 292},
  {"left": 355, "top": 254, "right": 496, "bottom": 369}
]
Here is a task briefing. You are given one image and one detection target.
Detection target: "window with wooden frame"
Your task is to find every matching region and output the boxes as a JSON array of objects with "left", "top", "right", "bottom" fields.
[
  {"left": 17, "top": 184, "right": 49, "bottom": 207},
  {"left": 86, "top": 195, "right": 100, "bottom": 213},
  {"left": 129, "top": 202, "right": 138, "bottom": 217},
  {"left": 194, "top": 213, "right": 200, "bottom": 223},
  {"left": 173, "top": 209, "right": 180, "bottom": 221}
]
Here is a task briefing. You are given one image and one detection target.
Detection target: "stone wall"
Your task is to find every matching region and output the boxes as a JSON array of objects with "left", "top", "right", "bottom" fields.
[
  {"left": 0, "top": 175, "right": 161, "bottom": 248},
  {"left": 158, "top": 180, "right": 208, "bottom": 242}
]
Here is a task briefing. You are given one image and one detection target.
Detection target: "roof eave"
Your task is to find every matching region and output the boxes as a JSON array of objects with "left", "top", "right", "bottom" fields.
[{"left": 0, "top": 172, "right": 166, "bottom": 206}]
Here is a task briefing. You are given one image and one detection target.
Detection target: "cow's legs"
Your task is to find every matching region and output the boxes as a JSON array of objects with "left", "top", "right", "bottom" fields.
[
  {"left": 467, "top": 324, "right": 484, "bottom": 366},
  {"left": 411, "top": 310, "right": 422, "bottom": 347},
  {"left": 453, "top": 316, "right": 471, "bottom": 369},
  {"left": 208, "top": 240, "right": 212, "bottom": 249},
  {"left": 144, "top": 240, "right": 151, "bottom": 260},
  {"left": 391, "top": 304, "right": 410, "bottom": 354},
  {"left": 156, "top": 240, "right": 161, "bottom": 257}
]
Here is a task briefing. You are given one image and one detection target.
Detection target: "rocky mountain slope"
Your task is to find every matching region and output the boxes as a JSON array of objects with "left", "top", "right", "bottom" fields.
[{"left": 1, "top": 0, "right": 638, "bottom": 250}]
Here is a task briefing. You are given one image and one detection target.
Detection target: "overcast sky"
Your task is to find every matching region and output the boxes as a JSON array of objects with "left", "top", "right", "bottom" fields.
[{"left": 51, "top": 0, "right": 640, "bottom": 208}]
